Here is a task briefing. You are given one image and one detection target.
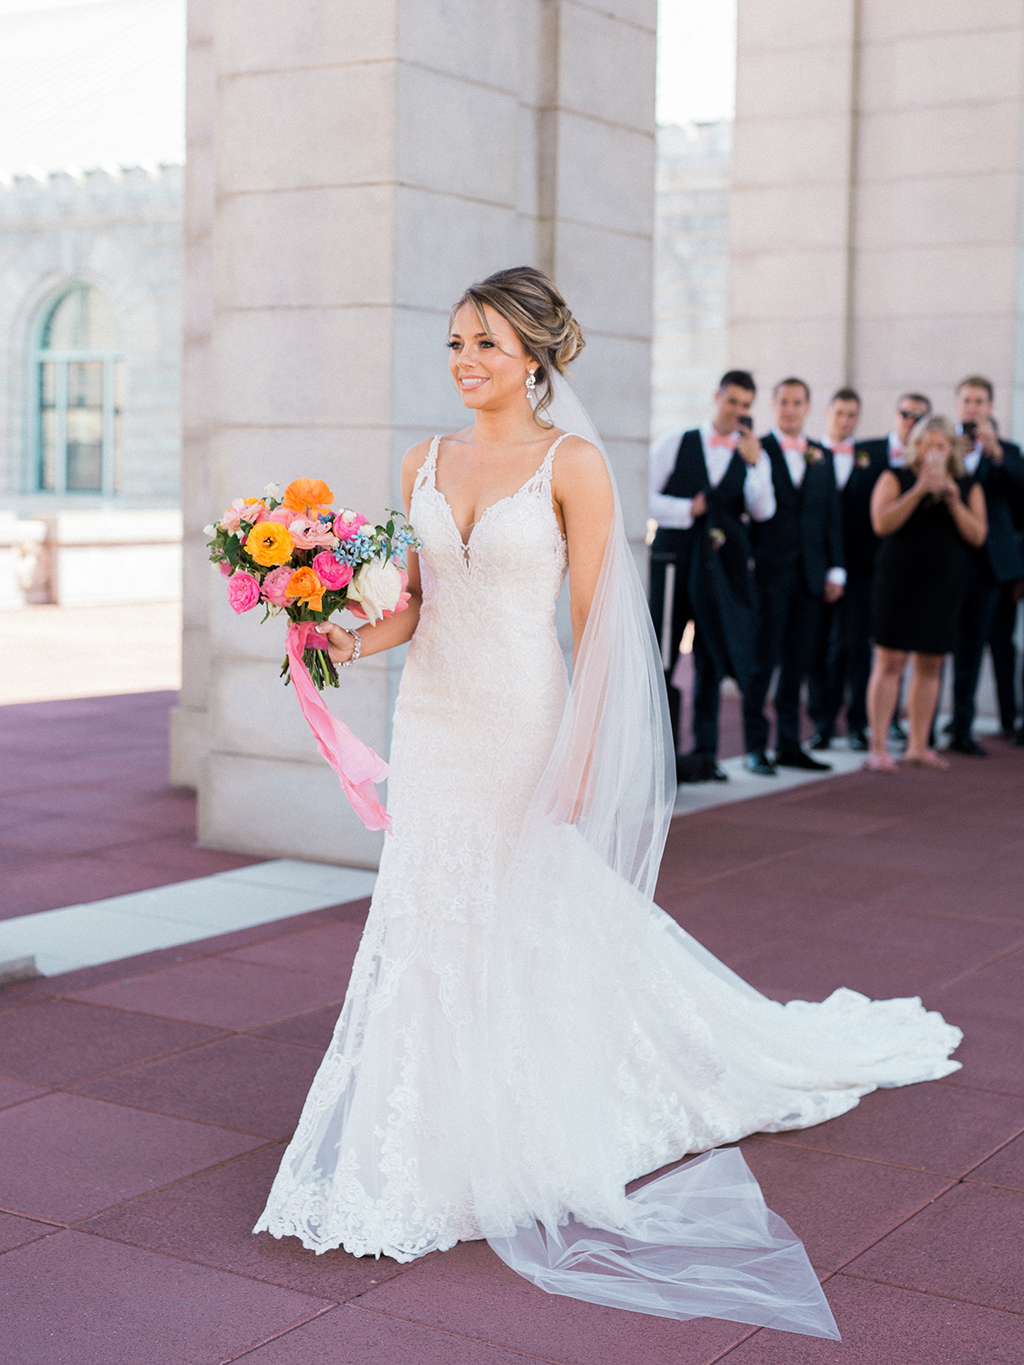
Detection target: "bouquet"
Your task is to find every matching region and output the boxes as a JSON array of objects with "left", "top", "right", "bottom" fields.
[{"left": 204, "top": 478, "right": 419, "bottom": 832}]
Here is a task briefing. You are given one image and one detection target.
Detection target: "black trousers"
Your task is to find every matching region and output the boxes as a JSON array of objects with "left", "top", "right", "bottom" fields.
[
  {"left": 743, "top": 561, "right": 822, "bottom": 755},
  {"left": 648, "top": 546, "right": 690, "bottom": 756},
  {"left": 989, "top": 581, "right": 1022, "bottom": 732},
  {"left": 951, "top": 572, "right": 1000, "bottom": 742},
  {"left": 649, "top": 545, "right": 729, "bottom": 760},
  {"left": 807, "top": 572, "right": 873, "bottom": 736}
]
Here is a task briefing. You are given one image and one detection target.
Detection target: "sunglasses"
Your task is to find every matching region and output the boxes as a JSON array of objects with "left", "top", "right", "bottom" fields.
[{"left": 898, "top": 408, "right": 928, "bottom": 421}]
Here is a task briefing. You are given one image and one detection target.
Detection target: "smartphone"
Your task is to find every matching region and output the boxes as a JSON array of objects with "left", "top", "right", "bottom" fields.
[
  {"left": 962, "top": 421, "right": 977, "bottom": 442},
  {"left": 737, "top": 415, "right": 753, "bottom": 431}
]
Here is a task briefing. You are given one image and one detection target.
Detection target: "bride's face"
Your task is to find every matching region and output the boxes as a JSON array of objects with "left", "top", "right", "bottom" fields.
[{"left": 447, "top": 303, "right": 533, "bottom": 412}]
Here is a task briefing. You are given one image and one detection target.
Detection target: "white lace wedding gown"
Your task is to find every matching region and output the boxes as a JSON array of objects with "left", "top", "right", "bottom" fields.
[{"left": 255, "top": 434, "right": 960, "bottom": 1328}]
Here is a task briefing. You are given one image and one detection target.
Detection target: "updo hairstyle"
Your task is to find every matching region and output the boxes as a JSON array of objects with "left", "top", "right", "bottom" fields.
[
  {"left": 449, "top": 266, "right": 585, "bottom": 415},
  {"left": 905, "top": 415, "right": 967, "bottom": 478}
]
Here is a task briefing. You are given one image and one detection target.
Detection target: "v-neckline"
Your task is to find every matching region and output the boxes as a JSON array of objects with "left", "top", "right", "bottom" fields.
[{"left": 431, "top": 436, "right": 564, "bottom": 550}]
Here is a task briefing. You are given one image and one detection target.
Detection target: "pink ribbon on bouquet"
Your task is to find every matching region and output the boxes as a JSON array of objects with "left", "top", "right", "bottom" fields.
[{"left": 285, "top": 621, "right": 392, "bottom": 832}]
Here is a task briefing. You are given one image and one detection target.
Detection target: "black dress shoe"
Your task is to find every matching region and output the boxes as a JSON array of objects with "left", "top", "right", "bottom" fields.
[
  {"left": 889, "top": 721, "right": 908, "bottom": 747},
  {"left": 947, "top": 735, "right": 988, "bottom": 757},
  {"left": 775, "top": 748, "right": 833, "bottom": 771},
  {"left": 942, "top": 718, "right": 955, "bottom": 737},
  {"left": 810, "top": 731, "right": 832, "bottom": 751},
  {"left": 744, "top": 750, "right": 777, "bottom": 776},
  {"left": 1014, "top": 727, "right": 1024, "bottom": 747},
  {"left": 677, "top": 753, "right": 728, "bottom": 784},
  {"left": 847, "top": 728, "right": 869, "bottom": 751}
]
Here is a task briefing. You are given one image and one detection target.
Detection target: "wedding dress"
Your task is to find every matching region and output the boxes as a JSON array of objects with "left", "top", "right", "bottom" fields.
[{"left": 255, "top": 415, "right": 961, "bottom": 1339}]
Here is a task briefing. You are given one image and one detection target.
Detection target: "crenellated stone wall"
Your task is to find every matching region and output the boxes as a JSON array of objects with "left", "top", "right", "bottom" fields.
[{"left": 0, "top": 164, "right": 183, "bottom": 511}]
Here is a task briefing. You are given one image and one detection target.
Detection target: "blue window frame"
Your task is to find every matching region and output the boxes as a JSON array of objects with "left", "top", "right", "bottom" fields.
[{"left": 34, "top": 284, "right": 123, "bottom": 494}]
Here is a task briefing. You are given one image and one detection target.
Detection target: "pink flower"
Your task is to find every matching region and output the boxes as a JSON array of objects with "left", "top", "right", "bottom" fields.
[
  {"left": 288, "top": 515, "right": 337, "bottom": 550},
  {"left": 268, "top": 506, "right": 293, "bottom": 525},
  {"left": 334, "top": 509, "right": 368, "bottom": 541},
  {"left": 218, "top": 560, "right": 232, "bottom": 577},
  {"left": 226, "top": 570, "right": 260, "bottom": 613},
  {"left": 221, "top": 497, "right": 266, "bottom": 532},
  {"left": 261, "top": 565, "right": 295, "bottom": 606},
  {"left": 312, "top": 551, "right": 353, "bottom": 590}
]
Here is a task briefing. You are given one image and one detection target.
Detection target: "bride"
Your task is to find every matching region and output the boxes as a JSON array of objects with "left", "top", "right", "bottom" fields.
[{"left": 254, "top": 267, "right": 960, "bottom": 1339}]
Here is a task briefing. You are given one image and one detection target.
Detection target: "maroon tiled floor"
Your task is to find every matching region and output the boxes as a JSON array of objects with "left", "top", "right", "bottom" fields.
[
  {"left": 0, "top": 693, "right": 1022, "bottom": 1361},
  {"left": 0, "top": 692, "right": 262, "bottom": 919}
]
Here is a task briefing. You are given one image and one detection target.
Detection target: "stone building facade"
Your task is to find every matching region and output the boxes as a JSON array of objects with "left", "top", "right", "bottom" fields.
[
  {"left": 651, "top": 119, "right": 732, "bottom": 441},
  {"left": 0, "top": 164, "right": 184, "bottom": 604},
  {"left": 730, "top": 0, "right": 1024, "bottom": 437},
  {"left": 169, "top": 0, "right": 660, "bottom": 867}
]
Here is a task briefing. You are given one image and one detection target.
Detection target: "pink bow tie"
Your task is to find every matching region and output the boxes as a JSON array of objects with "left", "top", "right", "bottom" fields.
[
  {"left": 832, "top": 440, "right": 853, "bottom": 455},
  {"left": 708, "top": 431, "right": 738, "bottom": 449},
  {"left": 780, "top": 436, "right": 807, "bottom": 455}
]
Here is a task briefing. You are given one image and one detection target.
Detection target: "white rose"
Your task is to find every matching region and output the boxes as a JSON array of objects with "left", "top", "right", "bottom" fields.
[
  {"left": 349, "top": 556, "right": 402, "bottom": 624},
  {"left": 202, "top": 524, "right": 216, "bottom": 536},
  {"left": 264, "top": 481, "right": 281, "bottom": 498}
]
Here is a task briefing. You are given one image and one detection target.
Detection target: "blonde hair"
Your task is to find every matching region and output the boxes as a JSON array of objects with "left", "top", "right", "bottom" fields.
[
  {"left": 449, "top": 266, "right": 585, "bottom": 415},
  {"left": 905, "top": 415, "right": 966, "bottom": 478}
]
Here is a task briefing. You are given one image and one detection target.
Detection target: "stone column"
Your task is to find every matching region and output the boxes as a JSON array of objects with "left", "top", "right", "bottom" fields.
[
  {"left": 170, "top": 0, "right": 656, "bottom": 867},
  {"left": 730, "top": 0, "right": 1024, "bottom": 435}
]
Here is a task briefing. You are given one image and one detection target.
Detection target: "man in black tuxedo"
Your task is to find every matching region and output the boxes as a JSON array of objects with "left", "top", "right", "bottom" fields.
[
  {"left": 856, "top": 391, "right": 932, "bottom": 474},
  {"left": 809, "top": 387, "right": 889, "bottom": 751},
  {"left": 949, "top": 376, "right": 1024, "bottom": 755},
  {"left": 648, "top": 370, "right": 776, "bottom": 782},
  {"left": 743, "top": 378, "right": 845, "bottom": 775}
]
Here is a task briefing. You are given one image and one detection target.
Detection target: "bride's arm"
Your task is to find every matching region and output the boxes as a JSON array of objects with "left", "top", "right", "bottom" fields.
[
  {"left": 553, "top": 437, "right": 615, "bottom": 665},
  {"left": 317, "top": 441, "right": 427, "bottom": 664}
]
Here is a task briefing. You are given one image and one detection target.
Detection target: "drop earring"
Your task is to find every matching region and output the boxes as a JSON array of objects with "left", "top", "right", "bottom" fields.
[{"left": 526, "top": 369, "right": 537, "bottom": 396}]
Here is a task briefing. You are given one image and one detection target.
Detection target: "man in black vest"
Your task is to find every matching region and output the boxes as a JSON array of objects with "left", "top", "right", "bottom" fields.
[
  {"left": 949, "top": 376, "right": 1024, "bottom": 755},
  {"left": 743, "top": 377, "right": 845, "bottom": 775},
  {"left": 648, "top": 370, "right": 776, "bottom": 782},
  {"left": 809, "top": 387, "right": 889, "bottom": 751}
]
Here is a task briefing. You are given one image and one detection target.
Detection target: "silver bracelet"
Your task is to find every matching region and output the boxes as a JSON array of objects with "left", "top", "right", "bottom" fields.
[{"left": 338, "top": 626, "right": 361, "bottom": 667}]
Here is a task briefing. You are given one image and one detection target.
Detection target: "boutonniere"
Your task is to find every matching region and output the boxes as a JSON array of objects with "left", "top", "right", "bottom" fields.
[
  {"left": 855, "top": 450, "right": 871, "bottom": 469},
  {"left": 709, "top": 527, "right": 726, "bottom": 551},
  {"left": 804, "top": 445, "right": 823, "bottom": 466}
]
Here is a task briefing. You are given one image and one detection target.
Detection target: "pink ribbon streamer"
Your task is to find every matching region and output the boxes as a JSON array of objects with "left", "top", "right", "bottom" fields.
[{"left": 285, "top": 622, "right": 392, "bottom": 832}]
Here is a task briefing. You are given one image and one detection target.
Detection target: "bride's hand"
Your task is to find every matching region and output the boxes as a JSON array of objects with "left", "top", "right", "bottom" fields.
[{"left": 315, "top": 622, "right": 356, "bottom": 664}]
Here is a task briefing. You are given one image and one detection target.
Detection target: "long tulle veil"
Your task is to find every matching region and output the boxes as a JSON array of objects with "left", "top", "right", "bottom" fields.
[
  {"left": 525, "top": 371, "right": 677, "bottom": 902},
  {"left": 484, "top": 370, "right": 841, "bottom": 1342}
]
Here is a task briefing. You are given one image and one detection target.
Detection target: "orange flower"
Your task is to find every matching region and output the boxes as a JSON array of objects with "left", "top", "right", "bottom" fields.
[
  {"left": 245, "top": 521, "right": 294, "bottom": 567},
  {"left": 283, "top": 479, "right": 334, "bottom": 515},
  {"left": 286, "top": 566, "right": 325, "bottom": 612}
]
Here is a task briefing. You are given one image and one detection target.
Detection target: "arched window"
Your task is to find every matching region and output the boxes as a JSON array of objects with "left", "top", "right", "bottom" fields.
[{"left": 34, "top": 284, "right": 124, "bottom": 494}]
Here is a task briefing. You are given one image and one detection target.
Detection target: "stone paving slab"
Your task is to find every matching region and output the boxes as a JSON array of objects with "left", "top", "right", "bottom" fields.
[{"left": 1, "top": 696, "right": 1023, "bottom": 1361}]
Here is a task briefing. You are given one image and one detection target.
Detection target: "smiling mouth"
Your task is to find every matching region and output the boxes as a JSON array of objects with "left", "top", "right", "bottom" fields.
[{"left": 459, "top": 376, "right": 486, "bottom": 390}]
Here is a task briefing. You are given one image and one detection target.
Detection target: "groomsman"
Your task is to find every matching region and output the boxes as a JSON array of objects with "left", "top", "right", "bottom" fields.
[
  {"left": 809, "top": 388, "right": 889, "bottom": 751},
  {"left": 949, "top": 376, "right": 1024, "bottom": 755},
  {"left": 649, "top": 370, "right": 776, "bottom": 781},
  {"left": 743, "top": 378, "right": 845, "bottom": 775},
  {"left": 857, "top": 392, "right": 932, "bottom": 470}
]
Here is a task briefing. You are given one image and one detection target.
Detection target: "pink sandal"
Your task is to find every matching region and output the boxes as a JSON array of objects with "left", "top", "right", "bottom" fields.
[
  {"left": 862, "top": 754, "right": 899, "bottom": 774},
  {"left": 903, "top": 750, "right": 949, "bottom": 771}
]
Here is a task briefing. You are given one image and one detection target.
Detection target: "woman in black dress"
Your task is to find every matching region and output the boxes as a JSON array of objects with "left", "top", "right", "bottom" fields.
[{"left": 865, "top": 416, "right": 987, "bottom": 771}]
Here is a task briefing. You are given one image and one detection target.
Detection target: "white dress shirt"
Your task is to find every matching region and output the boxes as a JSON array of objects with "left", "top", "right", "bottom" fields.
[
  {"left": 648, "top": 422, "right": 776, "bottom": 529},
  {"left": 820, "top": 436, "right": 855, "bottom": 490},
  {"left": 888, "top": 432, "right": 906, "bottom": 468},
  {"left": 954, "top": 426, "right": 984, "bottom": 475},
  {"left": 771, "top": 429, "right": 846, "bottom": 587}
]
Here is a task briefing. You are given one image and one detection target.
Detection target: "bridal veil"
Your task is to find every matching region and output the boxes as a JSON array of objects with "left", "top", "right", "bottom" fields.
[{"left": 482, "top": 370, "right": 841, "bottom": 1340}]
